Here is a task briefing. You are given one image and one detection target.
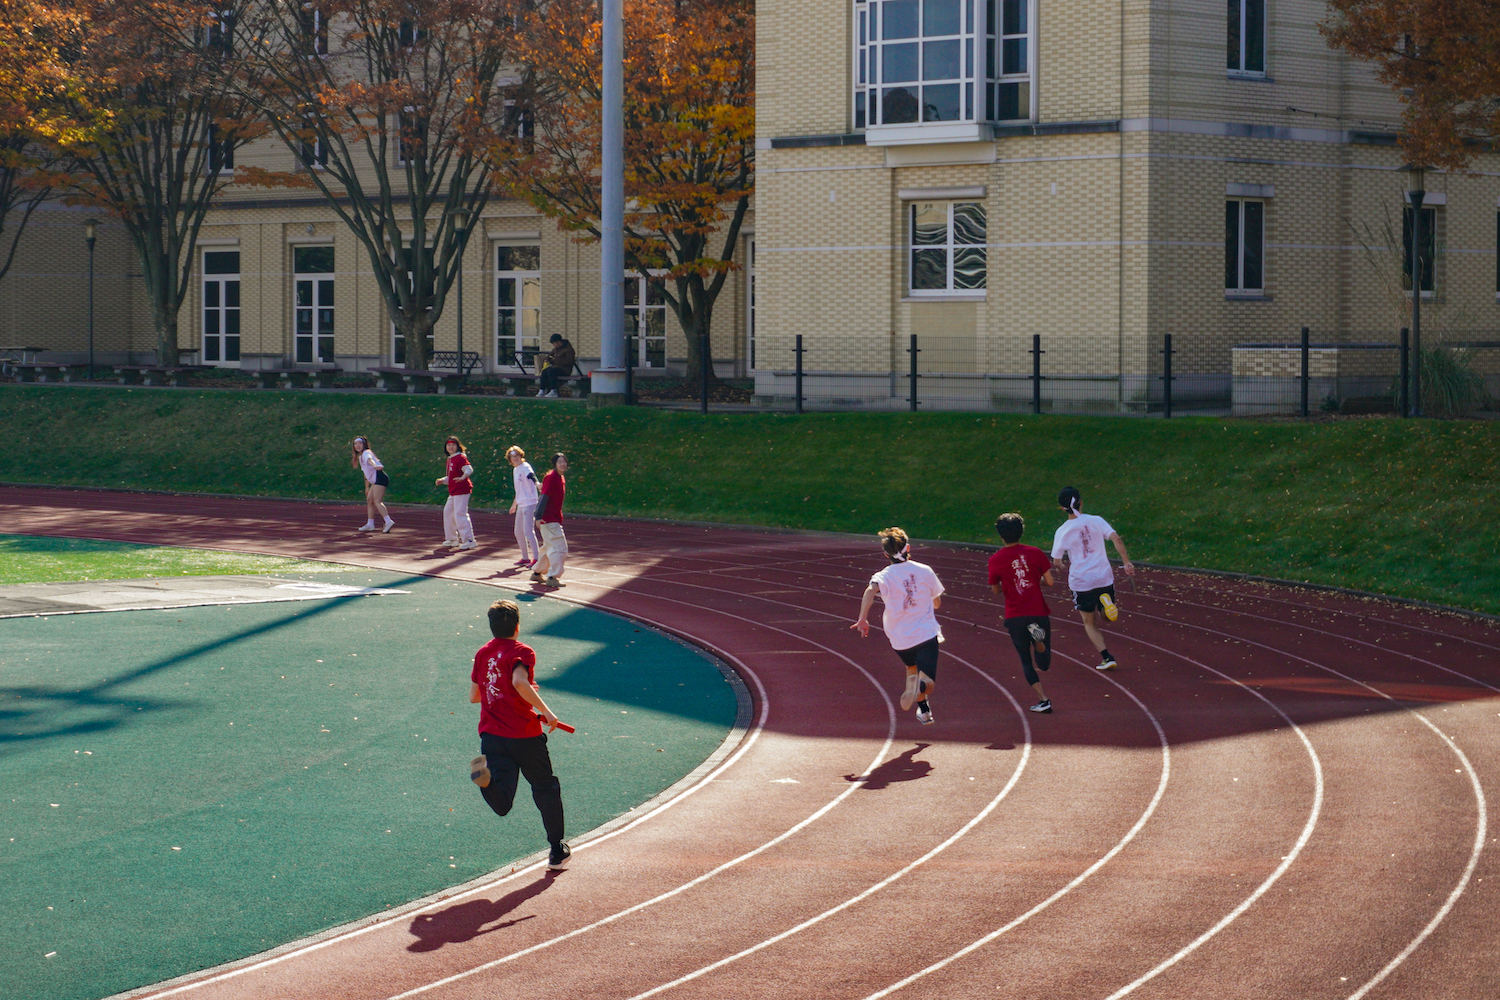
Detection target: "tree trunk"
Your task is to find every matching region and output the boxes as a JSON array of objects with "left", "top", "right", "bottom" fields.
[
  {"left": 676, "top": 275, "right": 721, "bottom": 390},
  {"left": 152, "top": 301, "right": 180, "bottom": 367}
]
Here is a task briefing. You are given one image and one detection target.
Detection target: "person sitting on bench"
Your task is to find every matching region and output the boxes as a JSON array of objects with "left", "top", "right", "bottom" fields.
[{"left": 536, "top": 334, "right": 575, "bottom": 397}]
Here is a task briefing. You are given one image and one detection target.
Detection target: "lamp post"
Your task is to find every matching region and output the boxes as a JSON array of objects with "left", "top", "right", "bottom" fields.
[
  {"left": 447, "top": 206, "right": 470, "bottom": 385},
  {"left": 1403, "top": 163, "right": 1426, "bottom": 417},
  {"left": 592, "top": 0, "right": 627, "bottom": 401},
  {"left": 84, "top": 218, "right": 97, "bottom": 381}
]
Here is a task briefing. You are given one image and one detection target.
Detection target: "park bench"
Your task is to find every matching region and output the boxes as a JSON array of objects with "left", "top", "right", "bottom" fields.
[
  {"left": 0, "top": 345, "right": 46, "bottom": 378},
  {"left": 10, "top": 361, "right": 92, "bottom": 383},
  {"left": 503, "top": 350, "right": 590, "bottom": 398},
  {"left": 430, "top": 350, "right": 483, "bottom": 375},
  {"left": 112, "top": 364, "right": 215, "bottom": 387},
  {"left": 248, "top": 367, "right": 343, "bottom": 389},
  {"left": 368, "top": 366, "right": 464, "bottom": 395}
]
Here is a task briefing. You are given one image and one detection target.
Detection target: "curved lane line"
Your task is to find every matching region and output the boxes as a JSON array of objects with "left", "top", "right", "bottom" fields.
[{"left": 619, "top": 649, "right": 1036, "bottom": 1000}]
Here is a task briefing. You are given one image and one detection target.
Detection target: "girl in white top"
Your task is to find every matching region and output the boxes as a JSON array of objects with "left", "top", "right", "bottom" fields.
[
  {"left": 851, "top": 527, "right": 945, "bottom": 726},
  {"left": 352, "top": 436, "right": 395, "bottom": 533},
  {"left": 1050, "top": 486, "right": 1134, "bottom": 670},
  {"left": 506, "top": 445, "right": 541, "bottom": 567}
]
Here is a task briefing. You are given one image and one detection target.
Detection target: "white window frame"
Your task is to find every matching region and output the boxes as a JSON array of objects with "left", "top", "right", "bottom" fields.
[
  {"left": 1402, "top": 203, "right": 1436, "bottom": 298},
  {"left": 854, "top": 0, "right": 1033, "bottom": 142},
  {"left": 1227, "top": 0, "right": 1266, "bottom": 76},
  {"left": 300, "top": 4, "right": 328, "bottom": 56},
  {"left": 495, "top": 243, "right": 541, "bottom": 369},
  {"left": 202, "top": 249, "right": 241, "bottom": 366},
  {"left": 907, "top": 200, "right": 987, "bottom": 296},
  {"left": 624, "top": 271, "right": 670, "bottom": 369},
  {"left": 396, "top": 107, "right": 426, "bottom": 166},
  {"left": 293, "top": 245, "right": 336, "bottom": 364},
  {"left": 206, "top": 123, "right": 234, "bottom": 175},
  {"left": 1225, "top": 198, "right": 1265, "bottom": 295}
]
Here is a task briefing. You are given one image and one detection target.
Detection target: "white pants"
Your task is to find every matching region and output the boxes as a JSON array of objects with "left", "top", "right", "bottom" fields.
[
  {"left": 513, "top": 503, "right": 540, "bottom": 562},
  {"left": 443, "top": 494, "right": 474, "bottom": 544},
  {"left": 535, "top": 521, "right": 567, "bottom": 577}
]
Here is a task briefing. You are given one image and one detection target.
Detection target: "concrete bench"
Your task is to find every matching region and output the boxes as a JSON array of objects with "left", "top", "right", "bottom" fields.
[
  {"left": 280, "top": 367, "right": 343, "bottom": 389},
  {"left": 112, "top": 365, "right": 214, "bottom": 387},
  {"left": 369, "top": 366, "right": 463, "bottom": 394},
  {"left": 10, "top": 362, "right": 84, "bottom": 383}
]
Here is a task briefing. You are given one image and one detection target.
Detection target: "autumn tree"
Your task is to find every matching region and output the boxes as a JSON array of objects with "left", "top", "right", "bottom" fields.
[
  {"left": 500, "top": 0, "right": 754, "bottom": 388},
  {"left": 243, "top": 0, "right": 525, "bottom": 370},
  {"left": 33, "top": 0, "right": 284, "bottom": 365},
  {"left": 1322, "top": 0, "right": 1500, "bottom": 170}
]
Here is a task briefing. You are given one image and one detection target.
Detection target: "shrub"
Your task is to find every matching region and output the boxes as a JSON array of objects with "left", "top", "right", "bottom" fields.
[{"left": 1420, "top": 344, "right": 1491, "bottom": 417}]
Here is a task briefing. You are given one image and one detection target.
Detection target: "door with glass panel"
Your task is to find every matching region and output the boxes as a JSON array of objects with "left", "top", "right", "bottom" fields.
[
  {"left": 202, "top": 250, "right": 240, "bottom": 364},
  {"left": 624, "top": 273, "right": 667, "bottom": 368},
  {"left": 496, "top": 244, "right": 541, "bottom": 368},
  {"left": 293, "top": 246, "right": 335, "bottom": 363}
]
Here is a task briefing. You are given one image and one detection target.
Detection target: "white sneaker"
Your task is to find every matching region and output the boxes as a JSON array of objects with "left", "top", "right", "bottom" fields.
[
  {"left": 915, "top": 706, "right": 934, "bottom": 725},
  {"left": 535, "top": 388, "right": 545, "bottom": 396},
  {"left": 382, "top": 519, "right": 395, "bottom": 534},
  {"left": 442, "top": 539, "right": 460, "bottom": 547},
  {"left": 458, "top": 541, "right": 477, "bottom": 550},
  {"left": 899, "top": 673, "right": 921, "bottom": 712},
  {"left": 545, "top": 390, "right": 558, "bottom": 398},
  {"left": 357, "top": 523, "right": 377, "bottom": 532}
]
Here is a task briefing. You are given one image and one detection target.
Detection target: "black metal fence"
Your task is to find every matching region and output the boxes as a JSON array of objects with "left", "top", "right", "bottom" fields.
[{"left": 748, "top": 330, "right": 1500, "bottom": 417}]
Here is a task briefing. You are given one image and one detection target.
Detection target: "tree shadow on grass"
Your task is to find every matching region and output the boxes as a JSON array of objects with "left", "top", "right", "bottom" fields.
[
  {"left": 406, "top": 873, "right": 559, "bottom": 952},
  {"left": 0, "top": 575, "right": 429, "bottom": 756}
]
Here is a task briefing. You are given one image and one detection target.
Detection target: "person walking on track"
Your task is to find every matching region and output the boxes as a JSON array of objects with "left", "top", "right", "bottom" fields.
[
  {"left": 989, "top": 512, "right": 1056, "bottom": 713},
  {"left": 1051, "top": 486, "right": 1135, "bottom": 670},
  {"left": 468, "top": 598, "right": 570, "bottom": 870},
  {"left": 352, "top": 436, "right": 395, "bottom": 533},
  {"left": 507, "top": 446, "right": 542, "bottom": 568},
  {"left": 437, "top": 436, "right": 476, "bottom": 550},
  {"left": 529, "top": 453, "right": 568, "bottom": 589},
  {"left": 850, "top": 527, "right": 945, "bottom": 726}
]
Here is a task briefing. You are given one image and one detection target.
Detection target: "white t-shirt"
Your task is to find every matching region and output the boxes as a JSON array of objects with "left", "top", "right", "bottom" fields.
[
  {"left": 359, "top": 450, "right": 384, "bottom": 484},
  {"left": 1051, "top": 513, "right": 1117, "bottom": 593},
  {"left": 870, "top": 559, "right": 944, "bottom": 651},
  {"left": 512, "top": 462, "right": 539, "bottom": 506}
]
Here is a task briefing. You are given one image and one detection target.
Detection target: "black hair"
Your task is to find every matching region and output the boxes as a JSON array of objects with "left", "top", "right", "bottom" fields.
[
  {"left": 995, "top": 512, "right": 1024, "bottom": 544},
  {"left": 551, "top": 452, "right": 566, "bottom": 469},
  {"left": 1058, "top": 486, "right": 1082, "bottom": 514},
  {"left": 487, "top": 599, "right": 520, "bottom": 639},
  {"left": 549, "top": 333, "right": 562, "bottom": 343}
]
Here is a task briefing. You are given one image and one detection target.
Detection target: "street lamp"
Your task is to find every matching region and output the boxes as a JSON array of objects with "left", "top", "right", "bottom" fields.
[
  {"left": 446, "top": 205, "right": 470, "bottom": 385},
  {"left": 1402, "top": 163, "right": 1426, "bottom": 417},
  {"left": 84, "top": 218, "right": 97, "bottom": 381}
]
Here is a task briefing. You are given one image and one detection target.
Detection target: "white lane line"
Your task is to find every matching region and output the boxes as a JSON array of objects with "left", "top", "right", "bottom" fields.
[
  {"left": 384, "top": 601, "right": 902, "bottom": 1000},
  {"left": 1107, "top": 607, "right": 1486, "bottom": 999},
  {"left": 620, "top": 648, "right": 1037, "bottom": 1000}
]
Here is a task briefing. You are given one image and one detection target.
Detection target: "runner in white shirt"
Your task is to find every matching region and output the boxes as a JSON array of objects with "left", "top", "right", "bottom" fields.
[
  {"left": 1050, "top": 486, "right": 1135, "bottom": 670},
  {"left": 851, "top": 527, "right": 945, "bottom": 726},
  {"left": 506, "top": 446, "right": 541, "bottom": 568}
]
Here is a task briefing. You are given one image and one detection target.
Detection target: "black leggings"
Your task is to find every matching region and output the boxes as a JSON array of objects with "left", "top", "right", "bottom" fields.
[
  {"left": 1004, "top": 616, "right": 1052, "bottom": 686},
  {"left": 538, "top": 366, "right": 564, "bottom": 392},
  {"left": 478, "top": 731, "right": 566, "bottom": 847}
]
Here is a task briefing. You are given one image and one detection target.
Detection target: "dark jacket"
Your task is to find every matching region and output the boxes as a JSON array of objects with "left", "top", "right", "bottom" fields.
[{"left": 545, "top": 339, "right": 576, "bottom": 372}]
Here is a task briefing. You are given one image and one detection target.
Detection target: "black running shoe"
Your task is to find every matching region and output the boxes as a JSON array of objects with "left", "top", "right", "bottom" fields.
[
  {"left": 548, "top": 842, "right": 571, "bottom": 870},
  {"left": 1029, "top": 700, "right": 1052, "bottom": 714}
]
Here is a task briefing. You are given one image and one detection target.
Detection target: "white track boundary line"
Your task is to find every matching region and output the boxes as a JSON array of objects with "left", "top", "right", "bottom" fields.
[
  {"left": 620, "top": 648, "right": 1037, "bottom": 1000},
  {"left": 383, "top": 603, "right": 902, "bottom": 1000}
]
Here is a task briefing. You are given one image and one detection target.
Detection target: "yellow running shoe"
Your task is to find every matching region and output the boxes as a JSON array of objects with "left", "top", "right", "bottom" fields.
[{"left": 1099, "top": 593, "right": 1119, "bottom": 622}]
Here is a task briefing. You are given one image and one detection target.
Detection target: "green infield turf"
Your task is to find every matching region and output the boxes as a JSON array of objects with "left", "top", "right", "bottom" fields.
[
  {"left": 0, "top": 533, "right": 358, "bottom": 585},
  {"left": 0, "top": 570, "right": 739, "bottom": 1000}
]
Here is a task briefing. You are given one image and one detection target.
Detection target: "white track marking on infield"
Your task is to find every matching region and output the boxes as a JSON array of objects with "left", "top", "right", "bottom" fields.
[
  {"left": 619, "top": 648, "right": 1039, "bottom": 1000},
  {"left": 382, "top": 604, "right": 901, "bottom": 1000}
]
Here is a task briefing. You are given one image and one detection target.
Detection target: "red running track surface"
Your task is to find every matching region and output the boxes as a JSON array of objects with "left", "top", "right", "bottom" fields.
[{"left": 3, "top": 485, "right": 1498, "bottom": 1000}]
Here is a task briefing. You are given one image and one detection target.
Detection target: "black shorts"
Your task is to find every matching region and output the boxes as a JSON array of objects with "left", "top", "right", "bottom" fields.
[
  {"left": 372, "top": 471, "right": 390, "bottom": 488},
  {"left": 893, "top": 635, "right": 940, "bottom": 680},
  {"left": 1072, "top": 585, "right": 1115, "bottom": 614}
]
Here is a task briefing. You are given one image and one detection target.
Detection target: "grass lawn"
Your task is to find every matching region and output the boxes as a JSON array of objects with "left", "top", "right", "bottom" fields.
[
  {"left": 2, "top": 384, "right": 1497, "bottom": 613},
  {"left": 0, "top": 533, "right": 356, "bottom": 585}
]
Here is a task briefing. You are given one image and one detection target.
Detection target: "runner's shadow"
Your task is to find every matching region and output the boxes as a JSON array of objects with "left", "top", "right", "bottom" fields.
[
  {"left": 844, "top": 743, "right": 933, "bottom": 789},
  {"left": 406, "top": 873, "right": 558, "bottom": 952}
]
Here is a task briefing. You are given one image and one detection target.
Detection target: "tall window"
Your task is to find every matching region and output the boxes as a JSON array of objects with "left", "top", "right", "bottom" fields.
[
  {"left": 1225, "top": 199, "right": 1264, "bottom": 293},
  {"left": 202, "top": 251, "right": 240, "bottom": 364},
  {"left": 910, "top": 201, "right": 986, "bottom": 294},
  {"left": 294, "top": 246, "right": 335, "bottom": 363},
  {"left": 496, "top": 244, "right": 541, "bottom": 367},
  {"left": 1403, "top": 205, "right": 1435, "bottom": 293},
  {"left": 299, "top": 4, "right": 328, "bottom": 56},
  {"left": 397, "top": 108, "right": 426, "bottom": 165},
  {"left": 624, "top": 273, "right": 668, "bottom": 368},
  {"left": 991, "top": 0, "right": 1029, "bottom": 121},
  {"left": 206, "top": 124, "right": 234, "bottom": 173},
  {"left": 298, "top": 117, "right": 328, "bottom": 168},
  {"left": 203, "top": 3, "right": 235, "bottom": 56},
  {"left": 1227, "top": 0, "right": 1265, "bottom": 74}
]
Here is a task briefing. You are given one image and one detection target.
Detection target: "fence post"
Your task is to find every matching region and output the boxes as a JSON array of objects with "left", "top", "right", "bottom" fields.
[
  {"left": 1161, "top": 333, "right": 1174, "bottom": 419},
  {"left": 1398, "top": 327, "right": 1410, "bottom": 417},
  {"left": 794, "top": 334, "right": 804, "bottom": 414},
  {"left": 624, "top": 329, "right": 635, "bottom": 405},
  {"left": 1031, "top": 334, "right": 1043, "bottom": 415},
  {"left": 908, "top": 334, "right": 919, "bottom": 412},
  {"left": 1300, "top": 326, "right": 1310, "bottom": 418}
]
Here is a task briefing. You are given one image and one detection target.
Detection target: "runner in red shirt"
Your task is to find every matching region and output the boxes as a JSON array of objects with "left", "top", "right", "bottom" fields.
[
  {"left": 436, "top": 436, "right": 476, "bottom": 550},
  {"left": 530, "top": 453, "right": 568, "bottom": 588},
  {"left": 987, "top": 512, "right": 1057, "bottom": 714},
  {"left": 468, "top": 598, "right": 570, "bottom": 869}
]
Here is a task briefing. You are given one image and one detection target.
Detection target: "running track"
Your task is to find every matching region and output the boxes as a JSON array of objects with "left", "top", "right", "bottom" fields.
[{"left": 4, "top": 485, "right": 1498, "bottom": 1000}]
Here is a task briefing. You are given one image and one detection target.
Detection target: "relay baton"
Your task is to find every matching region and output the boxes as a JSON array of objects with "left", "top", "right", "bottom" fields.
[{"left": 537, "top": 714, "right": 575, "bottom": 733}]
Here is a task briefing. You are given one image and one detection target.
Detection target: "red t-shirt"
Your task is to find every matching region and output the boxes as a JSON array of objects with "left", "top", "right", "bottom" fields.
[
  {"left": 538, "top": 470, "right": 565, "bottom": 524},
  {"left": 446, "top": 453, "right": 473, "bottom": 496},
  {"left": 471, "top": 637, "right": 542, "bottom": 738},
  {"left": 987, "top": 544, "right": 1052, "bottom": 619}
]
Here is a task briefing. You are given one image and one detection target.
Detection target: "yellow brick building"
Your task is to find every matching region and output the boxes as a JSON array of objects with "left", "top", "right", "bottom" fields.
[{"left": 753, "top": 0, "right": 1500, "bottom": 410}]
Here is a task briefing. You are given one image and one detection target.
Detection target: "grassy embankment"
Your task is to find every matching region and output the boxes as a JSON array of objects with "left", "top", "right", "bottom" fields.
[{"left": 1, "top": 384, "right": 1497, "bottom": 613}]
